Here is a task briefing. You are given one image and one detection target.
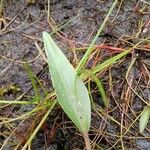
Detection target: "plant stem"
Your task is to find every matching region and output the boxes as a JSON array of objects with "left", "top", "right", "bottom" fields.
[
  {"left": 22, "top": 101, "right": 56, "bottom": 150},
  {"left": 83, "top": 132, "right": 91, "bottom": 150}
]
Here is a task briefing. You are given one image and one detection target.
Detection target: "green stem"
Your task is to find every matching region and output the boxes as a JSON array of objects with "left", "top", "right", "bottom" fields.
[
  {"left": 22, "top": 100, "right": 56, "bottom": 150},
  {"left": 76, "top": 0, "right": 118, "bottom": 72}
]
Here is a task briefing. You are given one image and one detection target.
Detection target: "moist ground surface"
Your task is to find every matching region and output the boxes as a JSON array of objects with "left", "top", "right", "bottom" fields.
[{"left": 0, "top": 0, "right": 150, "bottom": 149}]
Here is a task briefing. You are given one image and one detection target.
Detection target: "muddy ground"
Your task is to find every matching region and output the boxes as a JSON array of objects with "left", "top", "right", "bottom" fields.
[{"left": 0, "top": 0, "right": 150, "bottom": 150}]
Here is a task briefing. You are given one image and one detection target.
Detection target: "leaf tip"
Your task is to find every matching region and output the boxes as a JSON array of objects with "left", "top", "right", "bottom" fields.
[{"left": 139, "top": 106, "right": 150, "bottom": 133}]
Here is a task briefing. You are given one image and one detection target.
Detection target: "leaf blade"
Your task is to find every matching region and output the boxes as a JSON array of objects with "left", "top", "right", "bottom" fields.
[
  {"left": 43, "top": 31, "right": 91, "bottom": 132},
  {"left": 139, "top": 106, "right": 150, "bottom": 133}
]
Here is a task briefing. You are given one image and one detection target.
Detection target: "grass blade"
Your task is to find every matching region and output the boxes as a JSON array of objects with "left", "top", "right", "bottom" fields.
[
  {"left": 76, "top": 0, "right": 118, "bottom": 72},
  {"left": 92, "top": 50, "right": 130, "bottom": 74},
  {"left": 81, "top": 50, "right": 130, "bottom": 79},
  {"left": 24, "top": 63, "right": 41, "bottom": 102}
]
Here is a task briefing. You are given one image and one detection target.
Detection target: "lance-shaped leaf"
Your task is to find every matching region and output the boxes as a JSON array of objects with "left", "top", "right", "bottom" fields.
[
  {"left": 139, "top": 106, "right": 150, "bottom": 133},
  {"left": 43, "top": 31, "right": 91, "bottom": 132}
]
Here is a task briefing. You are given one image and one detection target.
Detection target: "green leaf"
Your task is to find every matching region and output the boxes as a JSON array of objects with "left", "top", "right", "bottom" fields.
[
  {"left": 81, "top": 50, "right": 130, "bottom": 79},
  {"left": 43, "top": 31, "right": 91, "bottom": 132},
  {"left": 139, "top": 106, "right": 150, "bottom": 133}
]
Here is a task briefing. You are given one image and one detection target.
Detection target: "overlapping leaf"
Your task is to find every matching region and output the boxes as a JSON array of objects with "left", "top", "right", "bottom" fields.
[
  {"left": 139, "top": 106, "right": 150, "bottom": 133},
  {"left": 43, "top": 31, "right": 91, "bottom": 132}
]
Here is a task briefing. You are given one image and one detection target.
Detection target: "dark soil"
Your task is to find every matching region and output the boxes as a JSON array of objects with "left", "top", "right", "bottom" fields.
[{"left": 0, "top": 0, "right": 150, "bottom": 150}]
